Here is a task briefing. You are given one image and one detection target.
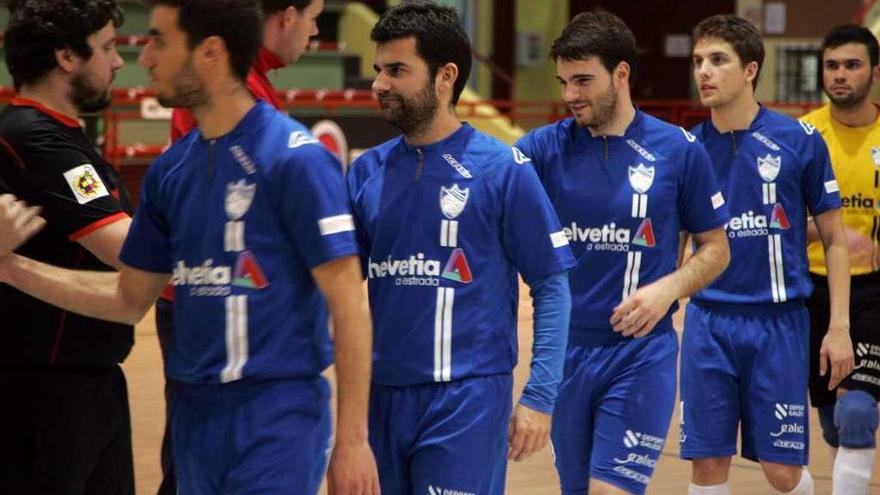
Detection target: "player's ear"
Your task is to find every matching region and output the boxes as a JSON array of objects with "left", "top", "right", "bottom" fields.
[{"left": 55, "top": 47, "right": 78, "bottom": 74}]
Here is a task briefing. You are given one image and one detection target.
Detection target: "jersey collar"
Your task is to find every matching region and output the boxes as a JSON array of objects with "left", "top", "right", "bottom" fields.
[
  {"left": 11, "top": 96, "right": 81, "bottom": 128},
  {"left": 399, "top": 122, "right": 475, "bottom": 153},
  {"left": 252, "top": 47, "right": 285, "bottom": 76}
]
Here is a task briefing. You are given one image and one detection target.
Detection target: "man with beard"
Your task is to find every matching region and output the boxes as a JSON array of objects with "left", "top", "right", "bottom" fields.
[
  {"left": 168, "top": 0, "right": 323, "bottom": 139},
  {"left": 801, "top": 24, "right": 880, "bottom": 495},
  {"left": 0, "top": 1, "right": 136, "bottom": 493},
  {"left": 0, "top": 0, "right": 380, "bottom": 494},
  {"left": 682, "top": 15, "right": 852, "bottom": 495},
  {"left": 515, "top": 10, "right": 731, "bottom": 495},
  {"left": 155, "top": 2, "right": 325, "bottom": 493},
  {"left": 345, "top": 2, "right": 576, "bottom": 493}
]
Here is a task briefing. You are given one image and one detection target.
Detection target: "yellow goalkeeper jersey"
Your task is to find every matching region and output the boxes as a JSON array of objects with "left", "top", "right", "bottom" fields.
[{"left": 802, "top": 104, "right": 880, "bottom": 275}]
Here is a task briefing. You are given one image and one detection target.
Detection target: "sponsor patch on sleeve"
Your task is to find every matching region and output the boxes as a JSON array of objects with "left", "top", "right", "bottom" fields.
[
  {"left": 63, "top": 164, "right": 109, "bottom": 204},
  {"left": 318, "top": 214, "right": 355, "bottom": 236},
  {"left": 550, "top": 230, "right": 569, "bottom": 248},
  {"left": 512, "top": 147, "right": 531, "bottom": 165},
  {"left": 824, "top": 180, "right": 839, "bottom": 194},
  {"left": 288, "top": 131, "right": 319, "bottom": 149},
  {"left": 711, "top": 192, "right": 725, "bottom": 210}
]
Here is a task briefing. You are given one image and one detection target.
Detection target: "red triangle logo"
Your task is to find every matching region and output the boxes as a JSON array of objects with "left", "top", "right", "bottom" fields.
[
  {"left": 233, "top": 251, "right": 269, "bottom": 289},
  {"left": 442, "top": 248, "right": 473, "bottom": 284},
  {"left": 633, "top": 218, "right": 656, "bottom": 247},
  {"left": 770, "top": 203, "right": 790, "bottom": 230}
]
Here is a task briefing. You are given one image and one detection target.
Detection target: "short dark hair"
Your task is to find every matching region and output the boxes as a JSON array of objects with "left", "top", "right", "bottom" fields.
[
  {"left": 371, "top": 0, "right": 472, "bottom": 106},
  {"left": 693, "top": 15, "right": 765, "bottom": 90},
  {"left": 822, "top": 24, "right": 879, "bottom": 67},
  {"left": 148, "top": 0, "right": 263, "bottom": 82},
  {"left": 4, "top": 0, "right": 124, "bottom": 87},
  {"left": 550, "top": 9, "right": 638, "bottom": 81},
  {"left": 261, "top": 0, "right": 311, "bottom": 16}
]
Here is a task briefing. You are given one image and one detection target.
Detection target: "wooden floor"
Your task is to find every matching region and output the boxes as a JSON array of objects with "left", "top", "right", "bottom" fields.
[{"left": 123, "top": 287, "right": 880, "bottom": 494}]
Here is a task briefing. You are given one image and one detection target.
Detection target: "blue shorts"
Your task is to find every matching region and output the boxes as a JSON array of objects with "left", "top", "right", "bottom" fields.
[
  {"left": 551, "top": 328, "right": 678, "bottom": 495},
  {"left": 369, "top": 374, "right": 512, "bottom": 495},
  {"left": 680, "top": 302, "right": 809, "bottom": 465},
  {"left": 171, "top": 377, "right": 331, "bottom": 495}
]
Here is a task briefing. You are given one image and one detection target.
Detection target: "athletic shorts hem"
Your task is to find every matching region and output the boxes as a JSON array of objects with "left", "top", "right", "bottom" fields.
[
  {"left": 679, "top": 448, "right": 737, "bottom": 460},
  {"left": 755, "top": 454, "right": 807, "bottom": 466},
  {"left": 590, "top": 472, "right": 647, "bottom": 495}
]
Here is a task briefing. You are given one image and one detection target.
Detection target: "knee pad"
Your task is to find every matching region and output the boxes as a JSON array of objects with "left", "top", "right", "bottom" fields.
[
  {"left": 834, "top": 390, "right": 879, "bottom": 449},
  {"left": 818, "top": 405, "right": 839, "bottom": 448}
]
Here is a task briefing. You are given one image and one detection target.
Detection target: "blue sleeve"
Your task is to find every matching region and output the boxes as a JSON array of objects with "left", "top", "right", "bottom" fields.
[
  {"left": 677, "top": 142, "right": 730, "bottom": 233},
  {"left": 344, "top": 159, "right": 373, "bottom": 279},
  {"left": 119, "top": 161, "right": 173, "bottom": 273},
  {"left": 514, "top": 131, "right": 544, "bottom": 180},
  {"left": 277, "top": 144, "right": 359, "bottom": 269},
  {"left": 803, "top": 132, "right": 842, "bottom": 216},
  {"left": 500, "top": 153, "right": 576, "bottom": 283},
  {"left": 519, "top": 271, "right": 571, "bottom": 414}
]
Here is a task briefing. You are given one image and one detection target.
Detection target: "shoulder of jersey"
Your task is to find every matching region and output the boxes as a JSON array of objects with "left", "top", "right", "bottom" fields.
[
  {"left": 524, "top": 117, "right": 575, "bottom": 144},
  {"left": 799, "top": 106, "right": 831, "bottom": 134},
  {"left": 346, "top": 136, "right": 402, "bottom": 185},
  {"left": 466, "top": 128, "right": 534, "bottom": 177},
  {"left": 761, "top": 107, "right": 818, "bottom": 139},
  {"left": 631, "top": 113, "right": 699, "bottom": 162}
]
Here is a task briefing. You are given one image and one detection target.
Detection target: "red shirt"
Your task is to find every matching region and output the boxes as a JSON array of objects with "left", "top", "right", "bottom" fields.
[
  {"left": 161, "top": 47, "right": 286, "bottom": 301},
  {"left": 169, "top": 47, "right": 286, "bottom": 141}
]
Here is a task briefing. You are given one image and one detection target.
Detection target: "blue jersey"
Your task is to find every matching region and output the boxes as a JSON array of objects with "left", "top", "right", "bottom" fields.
[
  {"left": 121, "top": 102, "right": 358, "bottom": 384},
  {"left": 516, "top": 112, "right": 729, "bottom": 335},
  {"left": 346, "top": 124, "right": 575, "bottom": 387},
  {"left": 692, "top": 107, "right": 841, "bottom": 306}
]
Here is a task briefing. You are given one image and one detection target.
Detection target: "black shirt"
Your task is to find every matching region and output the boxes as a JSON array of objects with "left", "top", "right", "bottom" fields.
[{"left": 0, "top": 98, "right": 134, "bottom": 366}]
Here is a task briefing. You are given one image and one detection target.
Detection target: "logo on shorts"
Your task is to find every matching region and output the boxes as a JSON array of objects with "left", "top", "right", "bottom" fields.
[
  {"left": 857, "top": 342, "right": 870, "bottom": 358},
  {"left": 770, "top": 403, "right": 806, "bottom": 449},
  {"left": 774, "top": 403, "right": 804, "bottom": 420},
  {"left": 427, "top": 485, "right": 474, "bottom": 495},
  {"left": 621, "top": 430, "right": 664, "bottom": 452}
]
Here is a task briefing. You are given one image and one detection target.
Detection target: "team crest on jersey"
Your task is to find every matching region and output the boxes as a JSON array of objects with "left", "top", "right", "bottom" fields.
[
  {"left": 225, "top": 179, "right": 256, "bottom": 221},
  {"left": 63, "top": 164, "right": 109, "bottom": 204},
  {"left": 872, "top": 147, "right": 880, "bottom": 167},
  {"left": 628, "top": 164, "right": 655, "bottom": 194},
  {"left": 439, "top": 184, "right": 469, "bottom": 219},
  {"left": 757, "top": 154, "right": 781, "bottom": 183}
]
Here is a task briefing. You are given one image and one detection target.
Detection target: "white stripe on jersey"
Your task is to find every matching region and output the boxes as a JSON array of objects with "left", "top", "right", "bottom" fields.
[
  {"left": 318, "top": 214, "right": 355, "bottom": 236},
  {"left": 631, "top": 194, "right": 647, "bottom": 218},
  {"left": 433, "top": 287, "right": 454, "bottom": 382},
  {"left": 440, "top": 220, "right": 459, "bottom": 248},
  {"left": 221, "top": 295, "right": 249, "bottom": 383},
  {"left": 442, "top": 288, "right": 453, "bottom": 382},
  {"left": 768, "top": 234, "right": 787, "bottom": 303},
  {"left": 622, "top": 251, "right": 642, "bottom": 300},
  {"left": 225, "top": 221, "right": 245, "bottom": 252}
]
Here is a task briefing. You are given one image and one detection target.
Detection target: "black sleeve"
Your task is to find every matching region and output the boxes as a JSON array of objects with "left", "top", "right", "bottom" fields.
[{"left": 0, "top": 129, "right": 127, "bottom": 240}]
